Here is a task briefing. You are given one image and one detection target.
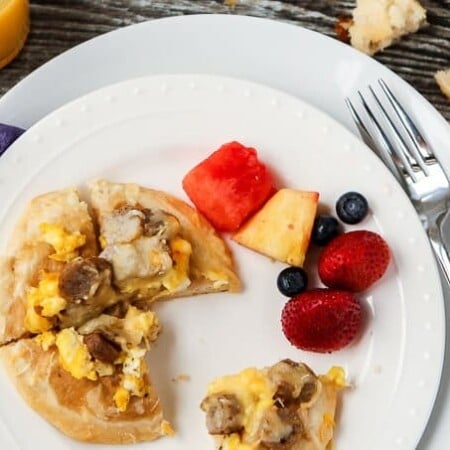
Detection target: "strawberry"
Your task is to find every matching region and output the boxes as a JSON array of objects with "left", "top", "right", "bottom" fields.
[
  {"left": 318, "top": 230, "right": 390, "bottom": 292},
  {"left": 281, "top": 289, "right": 361, "bottom": 353}
]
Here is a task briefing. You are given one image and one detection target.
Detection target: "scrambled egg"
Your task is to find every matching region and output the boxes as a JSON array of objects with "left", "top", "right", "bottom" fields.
[
  {"left": 34, "top": 305, "right": 160, "bottom": 413},
  {"left": 35, "top": 331, "right": 56, "bottom": 351},
  {"left": 114, "top": 347, "right": 148, "bottom": 412},
  {"left": 207, "top": 367, "right": 275, "bottom": 449},
  {"left": 24, "top": 272, "right": 67, "bottom": 333},
  {"left": 55, "top": 328, "right": 98, "bottom": 380},
  {"left": 39, "top": 222, "right": 86, "bottom": 261},
  {"left": 123, "top": 306, "right": 160, "bottom": 346},
  {"left": 321, "top": 366, "right": 346, "bottom": 388},
  {"left": 162, "top": 237, "right": 192, "bottom": 293}
]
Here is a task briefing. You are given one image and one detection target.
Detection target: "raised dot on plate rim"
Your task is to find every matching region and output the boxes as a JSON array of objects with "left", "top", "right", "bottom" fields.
[
  {"left": 418, "top": 379, "right": 425, "bottom": 388},
  {"left": 424, "top": 322, "right": 432, "bottom": 331},
  {"left": 395, "top": 436, "right": 404, "bottom": 445},
  {"left": 271, "top": 98, "right": 279, "bottom": 107},
  {"left": 217, "top": 84, "right": 225, "bottom": 92},
  {"left": 243, "top": 89, "right": 251, "bottom": 97},
  {"left": 417, "top": 264, "right": 425, "bottom": 273},
  {"left": 397, "top": 210, "right": 405, "bottom": 219},
  {"left": 423, "top": 293, "right": 431, "bottom": 302},
  {"left": 132, "top": 87, "right": 141, "bottom": 95},
  {"left": 188, "top": 81, "right": 196, "bottom": 90},
  {"left": 423, "top": 351, "right": 430, "bottom": 360},
  {"left": 296, "top": 110, "right": 305, "bottom": 119},
  {"left": 409, "top": 408, "right": 417, "bottom": 416},
  {"left": 408, "top": 236, "right": 417, "bottom": 244}
]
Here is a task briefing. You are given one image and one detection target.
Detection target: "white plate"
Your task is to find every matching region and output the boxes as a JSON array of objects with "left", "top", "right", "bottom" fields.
[{"left": 0, "top": 74, "right": 444, "bottom": 450}]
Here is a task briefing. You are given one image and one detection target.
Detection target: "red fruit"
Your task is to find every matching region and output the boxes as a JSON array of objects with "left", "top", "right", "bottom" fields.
[
  {"left": 182, "top": 141, "right": 276, "bottom": 231},
  {"left": 281, "top": 289, "right": 361, "bottom": 353},
  {"left": 318, "top": 230, "right": 390, "bottom": 292},
  {"left": 281, "top": 288, "right": 361, "bottom": 353}
]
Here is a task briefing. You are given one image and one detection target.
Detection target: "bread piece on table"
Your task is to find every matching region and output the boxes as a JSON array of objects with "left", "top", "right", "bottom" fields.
[{"left": 349, "top": 0, "right": 426, "bottom": 55}]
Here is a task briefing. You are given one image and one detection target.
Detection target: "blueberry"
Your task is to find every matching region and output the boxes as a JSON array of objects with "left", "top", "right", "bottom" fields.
[
  {"left": 277, "top": 267, "right": 308, "bottom": 297},
  {"left": 336, "top": 192, "right": 368, "bottom": 224},
  {"left": 312, "top": 215, "right": 340, "bottom": 246}
]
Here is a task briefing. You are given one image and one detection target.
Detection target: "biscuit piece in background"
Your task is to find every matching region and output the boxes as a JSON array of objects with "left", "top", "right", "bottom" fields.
[
  {"left": 348, "top": 0, "right": 426, "bottom": 55},
  {"left": 435, "top": 69, "right": 450, "bottom": 100}
]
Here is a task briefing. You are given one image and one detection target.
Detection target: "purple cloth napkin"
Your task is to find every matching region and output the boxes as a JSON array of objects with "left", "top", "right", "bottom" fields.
[{"left": 0, "top": 123, "right": 26, "bottom": 156}]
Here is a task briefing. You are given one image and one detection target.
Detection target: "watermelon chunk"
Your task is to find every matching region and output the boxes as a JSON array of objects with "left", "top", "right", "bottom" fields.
[{"left": 182, "top": 141, "right": 276, "bottom": 232}]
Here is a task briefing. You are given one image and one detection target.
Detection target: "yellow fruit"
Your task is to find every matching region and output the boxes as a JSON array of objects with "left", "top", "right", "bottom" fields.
[
  {"left": 233, "top": 189, "right": 319, "bottom": 267},
  {"left": 0, "top": 0, "right": 29, "bottom": 70}
]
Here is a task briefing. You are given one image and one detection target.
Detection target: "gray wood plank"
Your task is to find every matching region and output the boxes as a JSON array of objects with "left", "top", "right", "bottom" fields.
[{"left": 0, "top": 0, "right": 449, "bottom": 121}]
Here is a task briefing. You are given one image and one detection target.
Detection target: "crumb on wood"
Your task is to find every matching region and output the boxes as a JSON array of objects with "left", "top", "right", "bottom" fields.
[
  {"left": 435, "top": 69, "right": 450, "bottom": 101},
  {"left": 335, "top": 16, "right": 353, "bottom": 44},
  {"left": 225, "top": 0, "right": 238, "bottom": 6}
]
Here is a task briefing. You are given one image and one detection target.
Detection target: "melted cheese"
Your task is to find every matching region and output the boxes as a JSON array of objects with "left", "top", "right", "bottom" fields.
[
  {"left": 39, "top": 222, "right": 86, "bottom": 261},
  {"left": 55, "top": 328, "right": 97, "bottom": 381},
  {"left": 24, "top": 272, "right": 67, "bottom": 333},
  {"left": 162, "top": 238, "right": 192, "bottom": 292},
  {"left": 207, "top": 367, "right": 276, "bottom": 448},
  {"left": 120, "top": 237, "right": 192, "bottom": 295}
]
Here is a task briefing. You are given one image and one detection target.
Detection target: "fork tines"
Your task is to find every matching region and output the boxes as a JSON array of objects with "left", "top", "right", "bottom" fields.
[{"left": 346, "top": 79, "right": 436, "bottom": 184}]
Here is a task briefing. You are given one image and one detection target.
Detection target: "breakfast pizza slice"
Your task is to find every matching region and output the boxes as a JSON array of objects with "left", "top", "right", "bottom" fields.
[
  {"left": 88, "top": 179, "right": 241, "bottom": 301},
  {"left": 200, "top": 360, "right": 345, "bottom": 450},
  {"left": 0, "top": 187, "right": 124, "bottom": 344},
  {"left": 0, "top": 303, "right": 172, "bottom": 444}
]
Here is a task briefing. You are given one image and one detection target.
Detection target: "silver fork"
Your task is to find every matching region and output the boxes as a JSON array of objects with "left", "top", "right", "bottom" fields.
[{"left": 346, "top": 79, "right": 450, "bottom": 285}]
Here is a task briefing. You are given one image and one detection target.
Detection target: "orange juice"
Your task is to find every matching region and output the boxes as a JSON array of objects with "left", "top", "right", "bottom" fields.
[{"left": 0, "top": 0, "right": 29, "bottom": 69}]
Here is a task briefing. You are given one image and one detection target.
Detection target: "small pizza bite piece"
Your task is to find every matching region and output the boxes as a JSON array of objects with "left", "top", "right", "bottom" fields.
[
  {"left": 0, "top": 304, "right": 172, "bottom": 444},
  {"left": 200, "top": 360, "right": 345, "bottom": 450},
  {"left": 88, "top": 179, "right": 241, "bottom": 301}
]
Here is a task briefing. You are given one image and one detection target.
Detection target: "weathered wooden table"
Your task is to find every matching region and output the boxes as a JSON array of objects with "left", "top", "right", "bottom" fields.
[{"left": 0, "top": 0, "right": 449, "bottom": 122}]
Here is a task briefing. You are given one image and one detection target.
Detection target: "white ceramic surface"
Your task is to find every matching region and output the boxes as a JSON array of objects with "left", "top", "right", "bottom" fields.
[
  {"left": 0, "top": 74, "right": 445, "bottom": 450},
  {"left": 1, "top": 15, "right": 449, "bottom": 449}
]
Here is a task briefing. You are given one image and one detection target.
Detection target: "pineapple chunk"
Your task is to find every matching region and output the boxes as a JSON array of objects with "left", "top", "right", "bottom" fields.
[{"left": 233, "top": 189, "right": 319, "bottom": 267}]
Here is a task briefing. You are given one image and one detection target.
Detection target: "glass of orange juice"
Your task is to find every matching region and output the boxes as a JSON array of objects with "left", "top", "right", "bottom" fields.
[{"left": 0, "top": 0, "right": 29, "bottom": 69}]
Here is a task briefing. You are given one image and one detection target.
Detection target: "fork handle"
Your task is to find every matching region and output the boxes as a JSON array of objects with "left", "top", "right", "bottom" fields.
[{"left": 427, "top": 223, "right": 450, "bottom": 286}]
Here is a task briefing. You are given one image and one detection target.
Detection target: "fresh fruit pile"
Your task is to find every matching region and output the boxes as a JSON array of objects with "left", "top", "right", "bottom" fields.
[
  {"left": 183, "top": 141, "right": 391, "bottom": 354},
  {"left": 279, "top": 192, "right": 390, "bottom": 353}
]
